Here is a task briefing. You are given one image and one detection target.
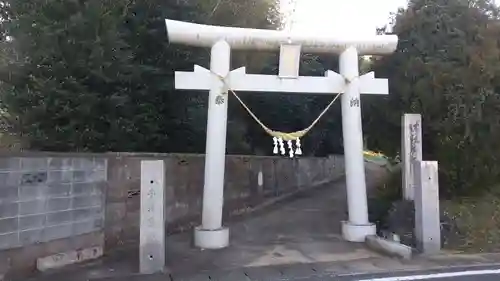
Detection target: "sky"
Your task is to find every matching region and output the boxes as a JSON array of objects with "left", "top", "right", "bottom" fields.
[{"left": 280, "top": 0, "right": 409, "bottom": 36}]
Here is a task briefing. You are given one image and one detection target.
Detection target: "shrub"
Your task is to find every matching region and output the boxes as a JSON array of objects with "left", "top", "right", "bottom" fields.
[{"left": 368, "top": 167, "right": 402, "bottom": 231}]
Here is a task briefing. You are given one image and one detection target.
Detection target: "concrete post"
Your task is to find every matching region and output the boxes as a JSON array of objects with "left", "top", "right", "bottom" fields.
[
  {"left": 139, "top": 160, "right": 166, "bottom": 274},
  {"left": 339, "top": 47, "right": 376, "bottom": 242},
  {"left": 414, "top": 161, "right": 441, "bottom": 254},
  {"left": 194, "top": 40, "right": 230, "bottom": 249}
]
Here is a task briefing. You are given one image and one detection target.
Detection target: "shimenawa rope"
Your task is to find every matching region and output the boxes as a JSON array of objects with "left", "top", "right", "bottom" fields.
[{"left": 211, "top": 70, "right": 354, "bottom": 141}]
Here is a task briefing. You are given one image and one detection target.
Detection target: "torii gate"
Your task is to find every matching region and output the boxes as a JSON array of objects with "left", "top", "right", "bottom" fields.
[{"left": 165, "top": 19, "right": 398, "bottom": 249}]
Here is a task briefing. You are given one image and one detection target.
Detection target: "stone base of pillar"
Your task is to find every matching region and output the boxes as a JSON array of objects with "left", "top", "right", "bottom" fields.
[
  {"left": 341, "top": 221, "right": 376, "bottom": 242},
  {"left": 194, "top": 226, "right": 229, "bottom": 249}
]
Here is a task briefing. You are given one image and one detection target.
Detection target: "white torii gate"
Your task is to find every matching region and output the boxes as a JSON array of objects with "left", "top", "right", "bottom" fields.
[{"left": 165, "top": 19, "right": 398, "bottom": 249}]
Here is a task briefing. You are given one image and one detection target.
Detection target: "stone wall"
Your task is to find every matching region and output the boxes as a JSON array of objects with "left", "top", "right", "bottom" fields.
[{"left": 0, "top": 152, "right": 344, "bottom": 277}]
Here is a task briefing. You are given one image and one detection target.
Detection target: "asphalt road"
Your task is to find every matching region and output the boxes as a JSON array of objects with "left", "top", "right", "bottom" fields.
[
  {"left": 89, "top": 264, "right": 500, "bottom": 281},
  {"left": 303, "top": 266, "right": 500, "bottom": 281}
]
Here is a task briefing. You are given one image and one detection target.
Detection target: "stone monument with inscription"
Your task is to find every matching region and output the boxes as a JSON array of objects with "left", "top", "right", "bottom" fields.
[
  {"left": 402, "top": 114, "right": 422, "bottom": 201},
  {"left": 165, "top": 19, "right": 399, "bottom": 247}
]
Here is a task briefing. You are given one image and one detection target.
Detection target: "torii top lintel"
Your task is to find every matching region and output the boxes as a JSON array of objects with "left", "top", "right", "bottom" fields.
[{"left": 165, "top": 19, "right": 398, "bottom": 56}]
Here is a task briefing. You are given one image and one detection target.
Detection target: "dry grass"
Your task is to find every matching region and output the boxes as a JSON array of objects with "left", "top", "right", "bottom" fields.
[{"left": 442, "top": 195, "right": 500, "bottom": 253}]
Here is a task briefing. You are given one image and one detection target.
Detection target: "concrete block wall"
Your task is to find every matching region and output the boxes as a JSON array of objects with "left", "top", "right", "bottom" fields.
[
  {"left": 0, "top": 155, "right": 106, "bottom": 277},
  {"left": 0, "top": 157, "right": 106, "bottom": 250}
]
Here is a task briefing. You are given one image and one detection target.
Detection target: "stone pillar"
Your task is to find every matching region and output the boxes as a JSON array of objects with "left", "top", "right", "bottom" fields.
[
  {"left": 339, "top": 46, "right": 376, "bottom": 242},
  {"left": 402, "top": 114, "right": 422, "bottom": 201},
  {"left": 414, "top": 161, "right": 441, "bottom": 254},
  {"left": 194, "top": 40, "right": 231, "bottom": 249},
  {"left": 139, "top": 160, "right": 166, "bottom": 274}
]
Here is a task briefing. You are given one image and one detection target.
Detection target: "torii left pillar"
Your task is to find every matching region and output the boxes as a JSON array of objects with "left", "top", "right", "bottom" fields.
[{"left": 193, "top": 40, "right": 231, "bottom": 249}]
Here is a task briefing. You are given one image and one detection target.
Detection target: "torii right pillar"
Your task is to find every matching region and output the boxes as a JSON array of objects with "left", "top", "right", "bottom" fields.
[
  {"left": 339, "top": 47, "right": 396, "bottom": 242},
  {"left": 339, "top": 47, "right": 373, "bottom": 242}
]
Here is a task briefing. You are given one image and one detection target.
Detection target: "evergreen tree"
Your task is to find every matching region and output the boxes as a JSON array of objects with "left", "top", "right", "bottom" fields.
[{"left": 365, "top": 0, "right": 500, "bottom": 196}]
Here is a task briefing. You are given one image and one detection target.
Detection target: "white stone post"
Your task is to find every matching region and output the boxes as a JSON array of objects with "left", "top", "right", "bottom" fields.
[
  {"left": 194, "top": 40, "right": 230, "bottom": 249},
  {"left": 339, "top": 47, "right": 376, "bottom": 242},
  {"left": 414, "top": 161, "right": 441, "bottom": 254},
  {"left": 402, "top": 114, "right": 422, "bottom": 201},
  {"left": 140, "top": 160, "right": 166, "bottom": 274}
]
